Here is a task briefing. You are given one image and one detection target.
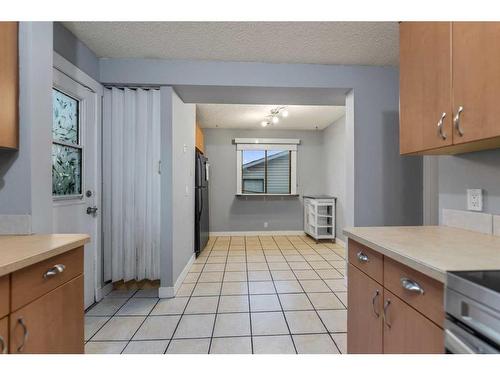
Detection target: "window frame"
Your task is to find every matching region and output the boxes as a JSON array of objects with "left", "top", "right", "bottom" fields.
[
  {"left": 51, "top": 87, "right": 84, "bottom": 200},
  {"left": 235, "top": 139, "right": 299, "bottom": 196}
]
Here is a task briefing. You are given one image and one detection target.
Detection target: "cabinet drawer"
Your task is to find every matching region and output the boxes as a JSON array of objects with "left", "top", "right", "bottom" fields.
[
  {"left": 348, "top": 239, "right": 383, "bottom": 283},
  {"left": 0, "top": 275, "right": 9, "bottom": 318},
  {"left": 11, "top": 247, "right": 83, "bottom": 311},
  {"left": 10, "top": 275, "right": 84, "bottom": 354},
  {"left": 0, "top": 316, "right": 8, "bottom": 354},
  {"left": 384, "top": 257, "right": 444, "bottom": 327}
]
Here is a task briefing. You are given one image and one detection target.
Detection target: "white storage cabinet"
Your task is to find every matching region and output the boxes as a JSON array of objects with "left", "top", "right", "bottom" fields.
[{"left": 303, "top": 196, "right": 336, "bottom": 242}]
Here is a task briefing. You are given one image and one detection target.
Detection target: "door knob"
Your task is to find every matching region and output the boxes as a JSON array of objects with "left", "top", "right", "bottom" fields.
[{"left": 86, "top": 206, "right": 98, "bottom": 216}]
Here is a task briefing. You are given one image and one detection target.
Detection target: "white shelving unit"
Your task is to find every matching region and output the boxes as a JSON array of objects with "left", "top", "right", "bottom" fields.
[{"left": 303, "top": 196, "right": 336, "bottom": 242}]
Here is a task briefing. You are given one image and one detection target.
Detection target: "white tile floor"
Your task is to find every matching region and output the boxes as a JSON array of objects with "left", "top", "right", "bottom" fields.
[{"left": 84, "top": 235, "right": 347, "bottom": 354}]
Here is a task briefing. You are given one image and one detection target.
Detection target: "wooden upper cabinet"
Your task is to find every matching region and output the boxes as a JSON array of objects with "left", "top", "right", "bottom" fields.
[
  {"left": 0, "top": 22, "right": 19, "bottom": 150},
  {"left": 347, "top": 264, "right": 383, "bottom": 354},
  {"left": 400, "top": 22, "right": 453, "bottom": 154},
  {"left": 452, "top": 22, "right": 500, "bottom": 145},
  {"left": 195, "top": 122, "right": 205, "bottom": 153}
]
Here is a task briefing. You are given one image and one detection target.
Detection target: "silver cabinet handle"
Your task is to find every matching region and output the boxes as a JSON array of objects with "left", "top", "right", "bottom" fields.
[
  {"left": 43, "top": 264, "right": 66, "bottom": 279},
  {"left": 383, "top": 299, "right": 392, "bottom": 328},
  {"left": 372, "top": 289, "right": 380, "bottom": 318},
  {"left": 437, "top": 112, "right": 447, "bottom": 140},
  {"left": 17, "top": 318, "right": 28, "bottom": 353},
  {"left": 0, "top": 335, "right": 6, "bottom": 354},
  {"left": 356, "top": 251, "right": 369, "bottom": 263},
  {"left": 400, "top": 277, "right": 425, "bottom": 295},
  {"left": 454, "top": 106, "right": 464, "bottom": 137}
]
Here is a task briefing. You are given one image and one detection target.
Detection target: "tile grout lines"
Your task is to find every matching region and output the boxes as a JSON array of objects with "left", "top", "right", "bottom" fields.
[
  {"left": 84, "top": 235, "right": 346, "bottom": 354},
  {"left": 259, "top": 235, "right": 298, "bottom": 354},
  {"left": 207, "top": 236, "right": 231, "bottom": 354},
  {"left": 163, "top": 235, "right": 216, "bottom": 354},
  {"left": 277, "top": 235, "right": 344, "bottom": 353},
  {"left": 273, "top": 237, "right": 341, "bottom": 353},
  {"left": 245, "top": 236, "right": 254, "bottom": 354}
]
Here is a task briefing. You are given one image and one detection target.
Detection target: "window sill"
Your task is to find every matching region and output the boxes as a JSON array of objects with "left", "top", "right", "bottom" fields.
[{"left": 236, "top": 194, "right": 300, "bottom": 197}]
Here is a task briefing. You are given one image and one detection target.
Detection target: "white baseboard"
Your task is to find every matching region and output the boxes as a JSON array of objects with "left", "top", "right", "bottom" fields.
[
  {"left": 210, "top": 230, "right": 306, "bottom": 237},
  {"left": 159, "top": 253, "right": 196, "bottom": 299},
  {"left": 95, "top": 282, "right": 113, "bottom": 301},
  {"left": 335, "top": 238, "right": 346, "bottom": 248},
  {"left": 0, "top": 215, "right": 32, "bottom": 235}
]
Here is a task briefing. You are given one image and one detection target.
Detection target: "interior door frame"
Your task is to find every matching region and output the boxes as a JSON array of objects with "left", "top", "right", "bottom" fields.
[{"left": 53, "top": 52, "right": 105, "bottom": 303}]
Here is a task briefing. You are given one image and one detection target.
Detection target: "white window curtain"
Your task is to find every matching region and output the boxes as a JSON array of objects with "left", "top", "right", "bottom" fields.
[{"left": 103, "top": 87, "right": 161, "bottom": 282}]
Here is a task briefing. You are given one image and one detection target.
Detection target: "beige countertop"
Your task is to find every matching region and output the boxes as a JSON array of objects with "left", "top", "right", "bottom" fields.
[
  {"left": 343, "top": 226, "right": 500, "bottom": 283},
  {"left": 0, "top": 234, "right": 90, "bottom": 277}
]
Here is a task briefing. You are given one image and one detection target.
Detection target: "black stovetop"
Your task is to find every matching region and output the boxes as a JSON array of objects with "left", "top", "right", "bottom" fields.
[{"left": 451, "top": 270, "right": 500, "bottom": 294}]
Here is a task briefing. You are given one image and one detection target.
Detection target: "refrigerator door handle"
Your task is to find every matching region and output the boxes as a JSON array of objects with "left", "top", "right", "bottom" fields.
[
  {"left": 205, "top": 162, "right": 210, "bottom": 182},
  {"left": 197, "top": 188, "right": 203, "bottom": 221}
]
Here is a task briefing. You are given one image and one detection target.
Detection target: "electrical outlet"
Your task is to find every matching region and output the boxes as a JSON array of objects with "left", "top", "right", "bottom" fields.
[
  {"left": 264, "top": 222, "right": 268, "bottom": 228},
  {"left": 467, "top": 189, "right": 483, "bottom": 211}
]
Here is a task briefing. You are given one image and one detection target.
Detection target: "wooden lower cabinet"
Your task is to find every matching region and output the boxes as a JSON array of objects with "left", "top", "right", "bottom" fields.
[
  {"left": 383, "top": 290, "right": 444, "bottom": 354},
  {"left": 347, "top": 248, "right": 445, "bottom": 354},
  {"left": 9, "top": 275, "right": 84, "bottom": 354},
  {"left": 347, "top": 264, "right": 383, "bottom": 353},
  {"left": 0, "top": 317, "right": 8, "bottom": 354}
]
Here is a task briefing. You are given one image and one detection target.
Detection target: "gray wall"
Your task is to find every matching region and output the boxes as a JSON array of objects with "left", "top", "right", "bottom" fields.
[
  {"left": 99, "top": 58, "right": 423, "bottom": 228},
  {"left": 204, "top": 128, "right": 325, "bottom": 232},
  {"left": 323, "top": 116, "right": 347, "bottom": 241},
  {"left": 0, "top": 22, "right": 53, "bottom": 233},
  {"left": 438, "top": 149, "right": 500, "bottom": 219},
  {"left": 159, "top": 87, "right": 196, "bottom": 288},
  {"left": 53, "top": 22, "right": 99, "bottom": 81}
]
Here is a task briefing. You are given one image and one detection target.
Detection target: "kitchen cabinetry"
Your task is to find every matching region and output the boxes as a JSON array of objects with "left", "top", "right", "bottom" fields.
[
  {"left": 400, "top": 22, "right": 500, "bottom": 155},
  {"left": 196, "top": 122, "right": 205, "bottom": 153},
  {"left": 347, "top": 264, "right": 383, "bottom": 353},
  {"left": 0, "top": 246, "right": 84, "bottom": 354},
  {"left": 347, "top": 239, "right": 444, "bottom": 353},
  {"left": 0, "top": 22, "right": 18, "bottom": 150}
]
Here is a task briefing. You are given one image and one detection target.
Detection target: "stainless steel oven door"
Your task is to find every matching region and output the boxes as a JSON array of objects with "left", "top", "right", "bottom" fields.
[{"left": 445, "top": 319, "right": 499, "bottom": 354}]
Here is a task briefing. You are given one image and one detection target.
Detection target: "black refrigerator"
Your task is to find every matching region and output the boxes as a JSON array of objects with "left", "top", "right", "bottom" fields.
[{"left": 195, "top": 150, "right": 209, "bottom": 256}]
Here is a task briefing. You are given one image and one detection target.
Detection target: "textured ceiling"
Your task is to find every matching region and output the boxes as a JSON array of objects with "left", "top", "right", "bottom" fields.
[
  {"left": 197, "top": 104, "right": 345, "bottom": 130},
  {"left": 63, "top": 22, "right": 399, "bottom": 66}
]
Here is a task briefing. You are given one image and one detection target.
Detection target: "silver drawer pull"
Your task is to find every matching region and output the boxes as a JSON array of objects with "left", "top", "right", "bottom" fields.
[
  {"left": 356, "top": 251, "right": 369, "bottom": 263},
  {"left": 0, "top": 335, "right": 6, "bottom": 354},
  {"left": 43, "top": 264, "right": 66, "bottom": 279},
  {"left": 400, "top": 277, "right": 425, "bottom": 295},
  {"left": 372, "top": 289, "right": 380, "bottom": 318},
  {"left": 17, "top": 318, "right": 28, "bottom": 353},
  {"left": 383, "top": 299, "right": 392, "bottom": 328}
]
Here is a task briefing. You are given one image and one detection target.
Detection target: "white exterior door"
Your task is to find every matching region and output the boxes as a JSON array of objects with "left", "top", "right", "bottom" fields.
[{"left": 52, "top": 69, "right": 101, "bottom": 309}]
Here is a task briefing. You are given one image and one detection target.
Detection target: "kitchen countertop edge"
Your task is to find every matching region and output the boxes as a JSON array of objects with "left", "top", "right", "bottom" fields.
[{"left": 0, "top": 234, "right": 90, "bottom": 277}]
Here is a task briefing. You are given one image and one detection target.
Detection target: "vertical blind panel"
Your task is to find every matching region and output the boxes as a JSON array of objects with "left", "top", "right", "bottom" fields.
[{"left": 104, "top": 87, "right": 161, "bottom": 282}]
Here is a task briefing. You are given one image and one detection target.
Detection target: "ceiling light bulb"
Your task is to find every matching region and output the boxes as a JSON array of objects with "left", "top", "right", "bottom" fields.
[
  {"left": 261, "top": 121, "right": 268, "bottom": 127},
  {"left": 272, "top": 116, "right": 279, "bottom": 124},
  {"left": 281, "top": 109, "right": 289, "bottom": 118}
]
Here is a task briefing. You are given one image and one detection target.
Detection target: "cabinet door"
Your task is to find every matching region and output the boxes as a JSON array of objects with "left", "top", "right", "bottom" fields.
[
  {"left": 383, "top": 290, "right": 444, "bottom": 354},
  {"left": 0, "top": 22, "right": 18, "bottom": 149},
  {"left": 399, "top": 22, "right": 453, "bottom": 154},
  {"left": 452, "top": 22, "right": 500, "bottom": 145},
  {"left": 9, "top": 276, "right": 84, "bottom": 354},
  {"left": 347, "top": 264, "right": 383, "bottom": 353},
  {"left": 0, "top": 316, "right": 8, "bottom": 354}
]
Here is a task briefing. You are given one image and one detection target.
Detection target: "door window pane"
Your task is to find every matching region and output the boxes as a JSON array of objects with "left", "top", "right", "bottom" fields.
[
  {"left": 266, "top": 150, "right": 291, "bottom": 194},
  {"left": 242, "top": 150, "right": 265, "bottom": 193},
  {"left": 52, "top": 144, "right": 82, "bottom": 196},
  {"left": 53, "top": 89, "right": 79, "bottom": 145}
]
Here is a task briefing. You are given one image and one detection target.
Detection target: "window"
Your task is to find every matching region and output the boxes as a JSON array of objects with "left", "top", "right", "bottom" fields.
[
  {"left": 52, "top": 89, "right": 82, "bottom": 197},
  {"left": 236, "top": 139, "right": 299, "bottom": 195}
]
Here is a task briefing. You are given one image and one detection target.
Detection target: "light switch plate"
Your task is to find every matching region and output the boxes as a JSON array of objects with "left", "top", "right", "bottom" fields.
[{"left": 467, "top": 189, "right": 483, "bottom": 211}]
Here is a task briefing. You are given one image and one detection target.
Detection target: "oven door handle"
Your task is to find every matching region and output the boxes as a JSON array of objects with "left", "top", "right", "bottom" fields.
[{"left": 444, "top": 329, "right": 476, "bottom": 354}]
